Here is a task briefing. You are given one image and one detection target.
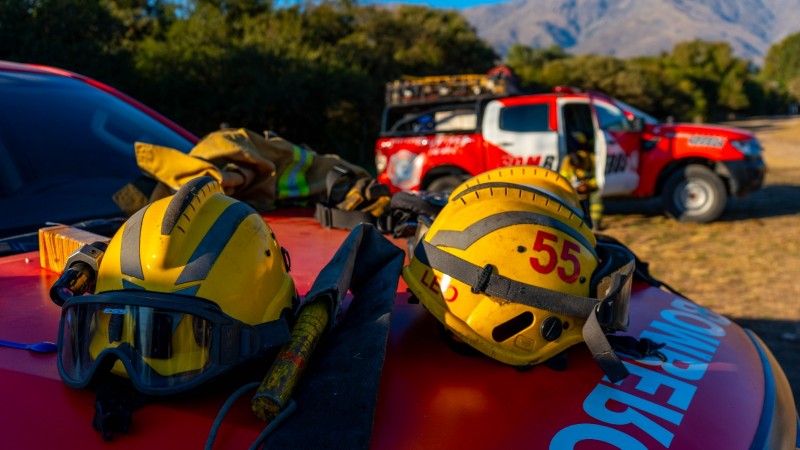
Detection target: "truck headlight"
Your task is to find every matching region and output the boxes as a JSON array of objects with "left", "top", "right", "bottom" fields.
[
  {"left": 730, "top": 138, "right": 762, "bottom": 157},
  {"left": 388, "top": 150, "right": 421, "bottom": 189},
  {"left": 392, "top": 155, "right": 415, "bottom": 182}
]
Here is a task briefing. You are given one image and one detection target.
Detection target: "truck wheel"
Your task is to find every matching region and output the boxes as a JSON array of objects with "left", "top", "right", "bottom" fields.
[
  {"left": 426, "top": 175, "right": 465, "bottom": 193},
  {"left": 661, "top": 164, "right": 727, "bottom": 223}
]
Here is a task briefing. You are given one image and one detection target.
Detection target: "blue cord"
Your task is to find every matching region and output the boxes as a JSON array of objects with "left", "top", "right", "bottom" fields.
[
  {"left": 249, "top": 399, "right": 296, "bottom": 450},
  {"left": 204, "top": 382, "right": 297, "bottom": 450}
]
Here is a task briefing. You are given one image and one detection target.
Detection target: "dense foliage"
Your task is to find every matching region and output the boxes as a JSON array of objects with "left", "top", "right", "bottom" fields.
[
  {"left": 1, "top": 0, "right": 797, "bottom": 167},
  {"left": 506, "top": 40, "right": 790, "bottom": 123},
  {"left": 763, "top": 31, "right": 800, "bottom": 102}
]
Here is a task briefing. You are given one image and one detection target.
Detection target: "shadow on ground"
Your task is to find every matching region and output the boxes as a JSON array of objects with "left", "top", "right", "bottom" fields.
[
  {"left": 604, "top": 197, "right": 662, "bottom": 217},
  {"left": 723, "top": 184, "right": 800, "bottom": 221},
  {"left": 604, "top": 184, "right": 800, "bottom": 222},
  {"left": 723, "top": 115, "right": 800, "bottom": 132},
  {"left": 733, "top": 318, "right": 800, "bottom": 404}
]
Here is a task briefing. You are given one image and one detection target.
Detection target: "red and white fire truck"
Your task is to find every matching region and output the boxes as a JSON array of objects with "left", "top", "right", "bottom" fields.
[{"left": 375, "top": 71, "right": 766, "bottom": 222}]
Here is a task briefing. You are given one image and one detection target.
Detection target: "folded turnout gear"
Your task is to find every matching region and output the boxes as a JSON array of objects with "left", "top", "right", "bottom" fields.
[
  {"left": 385, "top": 190, "right": 448, "bottom": 238},
  {"left": 313, "top": 166, "right": 392, "bottom": 231}
]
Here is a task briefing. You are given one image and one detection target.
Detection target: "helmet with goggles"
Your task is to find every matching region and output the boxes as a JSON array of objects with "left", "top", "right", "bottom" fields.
[
  {"left": 403, "top": 166, "right": 635, "bottom": 381},
  {"left": 57, "top": 177, "right": 296, "bottom": 395}
]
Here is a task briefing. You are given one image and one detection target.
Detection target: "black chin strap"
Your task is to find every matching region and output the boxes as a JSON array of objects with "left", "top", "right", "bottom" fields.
[
  {"left": 92, "top": 378, "right": 148, "bottom": 441},
  {"left": 582, "top": 310, "right": 629, "bottom": 382}
]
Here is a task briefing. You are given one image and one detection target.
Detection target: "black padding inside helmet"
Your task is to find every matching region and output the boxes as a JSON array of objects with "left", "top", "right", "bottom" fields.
[{"left": 589, "top": 242, "right": 635, "bottom": 298}]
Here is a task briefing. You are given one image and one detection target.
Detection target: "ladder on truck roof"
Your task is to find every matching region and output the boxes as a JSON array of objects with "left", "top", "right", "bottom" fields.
[{"left": 385, "top": 66, "right": 516, "bottom": 106}]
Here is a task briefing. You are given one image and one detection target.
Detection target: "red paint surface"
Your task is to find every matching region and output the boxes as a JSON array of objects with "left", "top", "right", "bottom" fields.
[{"left": 0, "top": 213, "right": 769, "bottom": 449}]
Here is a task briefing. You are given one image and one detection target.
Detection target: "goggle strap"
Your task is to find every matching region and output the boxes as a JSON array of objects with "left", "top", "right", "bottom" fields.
[
  {"left": 582, "top": 309, "right": 629, "bottom": 383},
  {"left": 254, "top": 318, "right": 292, "bottom": 353},
  {"left": 420, "top": 241, "right": 598, "bottom": 318}
]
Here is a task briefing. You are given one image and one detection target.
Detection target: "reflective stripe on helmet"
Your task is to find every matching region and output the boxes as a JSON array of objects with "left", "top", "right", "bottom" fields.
[
  {"left": 429, "top": 210, "right": 597, "bottom": 259},
  {"left": 161, "top": 177, "right": 221, "bottom": 235},
  {"left": 175, "top": 201, "right": 259, "bottom": 284},
  {"left": 120, "top": 205, "right": 148, "bottom": 280},
  {"left": 451, "top": 181, "right": 586, "bottom": 219}
]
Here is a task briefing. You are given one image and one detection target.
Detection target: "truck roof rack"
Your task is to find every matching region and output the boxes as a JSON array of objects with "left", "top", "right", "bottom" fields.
[{"left": 385, "top": 66, "right": 518, "bottom": 106}]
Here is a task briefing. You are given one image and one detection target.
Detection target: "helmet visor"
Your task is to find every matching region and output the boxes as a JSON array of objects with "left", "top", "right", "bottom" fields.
[{"left": 57, "top": 290, "right": 280, "bottom": 395}]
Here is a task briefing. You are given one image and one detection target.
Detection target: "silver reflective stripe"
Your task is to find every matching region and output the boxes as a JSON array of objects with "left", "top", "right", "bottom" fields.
[
  {"left": 451, "top": 181, "right": 585, "bottom": 218},
  {"left": 175, "top": 202, "right": 258, "bottom": 284},
  {"left": 120, "top": 205, "right": 148, "bottom": 279},
  {"left": 162, "top": 177, "right": 219, "bottom": 235},
  {"left": 430, "top": 210, "right": 597, "bottom": 259}
]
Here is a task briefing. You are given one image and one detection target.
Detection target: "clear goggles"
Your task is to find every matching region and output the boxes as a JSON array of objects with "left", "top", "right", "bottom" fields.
[{"left": 57, "top": 290, "right": 291, "bottom": 395}]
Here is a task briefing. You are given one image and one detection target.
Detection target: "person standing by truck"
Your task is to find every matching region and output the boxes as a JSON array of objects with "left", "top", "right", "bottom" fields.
[{"left": 560, "top": 129, "right": 604, "bottom": 230}]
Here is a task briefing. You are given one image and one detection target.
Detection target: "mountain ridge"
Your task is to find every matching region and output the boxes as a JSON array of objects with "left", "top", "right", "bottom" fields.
[{"left": 461, "top": 0, "right": 800, "bottom": 65}]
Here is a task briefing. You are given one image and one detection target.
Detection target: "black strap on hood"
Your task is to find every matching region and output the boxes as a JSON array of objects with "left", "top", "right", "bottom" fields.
[{"left": 92, "top": 378, "right": 148, "bottom": 441}]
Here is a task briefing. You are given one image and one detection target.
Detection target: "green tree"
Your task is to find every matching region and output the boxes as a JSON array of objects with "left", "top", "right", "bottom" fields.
[
  {"left": 667, "top": 40, "right": 751, "bottom": 121},
  {"left": 763, "top": 31, "right": 800, "bottom": 102},
  {"left": 0, "top": 0, "right": 131, "bottom": 81},
  {"left": 129, "top": 0, "right": 496, "bottom": 166},
  {"left": 505, "top": 44, "right": 567, "bottom": 91}
]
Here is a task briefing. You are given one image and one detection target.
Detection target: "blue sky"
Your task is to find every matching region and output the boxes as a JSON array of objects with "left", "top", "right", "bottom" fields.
[{"left": 364, "top": 0, "right": 509, "bottom": 8}]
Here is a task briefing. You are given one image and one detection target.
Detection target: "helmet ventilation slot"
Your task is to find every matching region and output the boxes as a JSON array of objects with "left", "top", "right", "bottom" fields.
[{"left": 492, "top": 312, "right": 534, "bottom": 342}]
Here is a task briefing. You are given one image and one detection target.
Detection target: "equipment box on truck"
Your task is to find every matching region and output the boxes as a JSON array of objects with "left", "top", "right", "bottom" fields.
[{"left": 375, "top": 71, "right": 766, "bottom": 223}]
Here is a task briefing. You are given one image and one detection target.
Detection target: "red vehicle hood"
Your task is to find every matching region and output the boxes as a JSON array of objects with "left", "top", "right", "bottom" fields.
[
  {"left": 0, "top": 212, "right": 794, "bottom": 449},
  {"left": 651, "top": 122, "right": 755, "bottom": 141}
]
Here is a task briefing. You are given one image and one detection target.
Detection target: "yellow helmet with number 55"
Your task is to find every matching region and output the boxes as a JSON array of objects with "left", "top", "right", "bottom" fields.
[{"left": 403, "top": 166, "right": 636, "bottom": 381}]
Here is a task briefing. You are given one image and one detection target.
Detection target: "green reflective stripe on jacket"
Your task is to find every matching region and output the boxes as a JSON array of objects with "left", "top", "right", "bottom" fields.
[{"left": 278, "top": 145, "right": 313, "bottom": 199}]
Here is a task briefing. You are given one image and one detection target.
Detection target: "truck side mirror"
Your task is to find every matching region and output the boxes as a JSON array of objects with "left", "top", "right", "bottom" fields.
[{"left": 629, "top": 116, "right": 646, "bottom": 133}]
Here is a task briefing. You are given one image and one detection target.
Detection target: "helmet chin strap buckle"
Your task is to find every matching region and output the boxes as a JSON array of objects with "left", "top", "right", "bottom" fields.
[
  {"left": 93, "top": 399, "right": 131, "bottom": 441},
  {"left": 92, "top": 379, "right": 148, "bottom": 441},
  {"left": 471, "top": 264, "right": 494, "bottom": 294}
]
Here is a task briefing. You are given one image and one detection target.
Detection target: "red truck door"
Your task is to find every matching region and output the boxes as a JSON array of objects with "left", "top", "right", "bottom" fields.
[{"left": 481, "top": 98, "right": 560, "bottom": 170}]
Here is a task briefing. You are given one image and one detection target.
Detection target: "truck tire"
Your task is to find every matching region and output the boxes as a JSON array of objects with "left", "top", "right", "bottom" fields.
[
  {"left": 661, "top": 164, "right": 727, "bottom": 223},
  {"left": 426, "top": 175, "right": 465, "bottom": 193}
]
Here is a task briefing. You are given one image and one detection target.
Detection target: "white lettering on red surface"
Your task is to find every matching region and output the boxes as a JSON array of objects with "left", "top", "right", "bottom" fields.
[
  {"left": 686, "top": 135, "right": 725, "bottom": 148},
  {"left": 427, "top": 135, "right": 474, "bottom": 156},
  {"left": 549, "top": 298, "right": 731, "bottom": 449},
  {"left": 500, "top": 154, "right": 556, "bottom": 169}
]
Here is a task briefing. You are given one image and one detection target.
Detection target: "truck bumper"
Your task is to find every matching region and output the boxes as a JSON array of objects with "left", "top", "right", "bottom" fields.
[{"left": 721, "top": 156, "right": 766, "bottom": 198}]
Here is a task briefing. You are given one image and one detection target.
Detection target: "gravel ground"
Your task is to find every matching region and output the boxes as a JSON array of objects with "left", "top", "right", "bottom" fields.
[{"left": 600, "top": 116, "right": 800, "bottom": 405}]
